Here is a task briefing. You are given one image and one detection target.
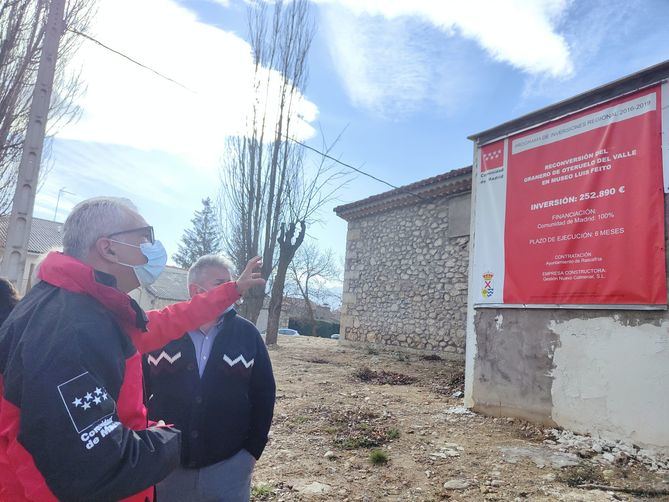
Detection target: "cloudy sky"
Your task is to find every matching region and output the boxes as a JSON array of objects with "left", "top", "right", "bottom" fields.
[{"left": 37, "top": 0, "right": 669, "bottom": 268}]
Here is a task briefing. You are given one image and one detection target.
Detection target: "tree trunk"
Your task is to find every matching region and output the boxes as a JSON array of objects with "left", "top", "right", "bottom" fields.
[
  {"left": 304, "top": 297, "right": 317, "bottom": 337},
  {"left": 239, "top": 285, "right": 265, "bottom": 323},
  {"left": 265, "top": 255, "right": 289, "bottom": 346},
  {"left": 265, "top": 220, "right": 306, "bottom": 345}
]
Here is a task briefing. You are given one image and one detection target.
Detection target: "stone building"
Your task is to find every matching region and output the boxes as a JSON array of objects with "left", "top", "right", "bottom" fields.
[{"left": 334, "top": 166, "right": 472, "bottom": 359}]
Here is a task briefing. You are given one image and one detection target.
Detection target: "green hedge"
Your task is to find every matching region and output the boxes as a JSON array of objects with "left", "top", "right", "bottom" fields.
[{"left": 288, "top": 318, "right": 340, "bottom": 338}]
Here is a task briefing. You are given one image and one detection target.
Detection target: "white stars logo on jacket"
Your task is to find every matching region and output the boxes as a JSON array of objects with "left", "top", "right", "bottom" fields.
[{"left": 57, "top": 372, "right": 116, "bottom": 433}]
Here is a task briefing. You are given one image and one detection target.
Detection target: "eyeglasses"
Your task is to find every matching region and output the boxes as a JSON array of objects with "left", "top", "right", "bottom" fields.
[{"left": 107, "top": 226, "right": 155, "bottom": 244}]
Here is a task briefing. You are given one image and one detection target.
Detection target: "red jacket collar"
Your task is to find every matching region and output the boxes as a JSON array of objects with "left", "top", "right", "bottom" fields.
[{"left": 37, "top": 252, "right": 141, "bottom": 329}]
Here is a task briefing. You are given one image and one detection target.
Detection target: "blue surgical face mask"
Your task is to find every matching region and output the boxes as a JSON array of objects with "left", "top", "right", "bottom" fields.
[{"left": 111, "top": 240, "right": 167, "bottom": 286}]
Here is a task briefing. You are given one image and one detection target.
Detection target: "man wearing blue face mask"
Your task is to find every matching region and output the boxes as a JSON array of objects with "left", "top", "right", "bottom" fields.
[
  {"left": 0, "top": 197, "right": 265, "bottom": 502},
  {"left": 144, "top": 255, "right": 275, "bottom": 502},
  {"left": 107, "top": 223, "right": 168, "bottom": 287}
]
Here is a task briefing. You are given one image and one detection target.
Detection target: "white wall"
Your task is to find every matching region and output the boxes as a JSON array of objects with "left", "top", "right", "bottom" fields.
[
  {"left": 256, "top": 308, "right": 269, "bottom": 333},
  {"left": 550, "top": 317, "right": 669, "bottom": 452}
]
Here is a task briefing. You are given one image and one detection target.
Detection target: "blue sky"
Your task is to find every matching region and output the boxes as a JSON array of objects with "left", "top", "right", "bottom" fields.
[{"left": 35, "top": 0, "right": 669, "bottom": 270}]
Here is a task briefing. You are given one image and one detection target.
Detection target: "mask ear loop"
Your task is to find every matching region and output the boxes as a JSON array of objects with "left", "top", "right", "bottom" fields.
[
  {"left": 107, "top": 239, "right": 152, "bottom": 268},
  {"left": 101, "top": 238, "right": 121, "bottom": 259}
]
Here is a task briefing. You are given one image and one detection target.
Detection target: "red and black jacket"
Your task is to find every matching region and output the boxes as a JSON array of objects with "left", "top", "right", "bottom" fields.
[{"left": 0, "top": 252, "right": 240, "bottom": 501}]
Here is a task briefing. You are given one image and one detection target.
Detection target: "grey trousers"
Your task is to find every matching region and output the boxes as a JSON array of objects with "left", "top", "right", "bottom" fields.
[{"left": 156, "top": 449, "right": 256, "bottom": 502}]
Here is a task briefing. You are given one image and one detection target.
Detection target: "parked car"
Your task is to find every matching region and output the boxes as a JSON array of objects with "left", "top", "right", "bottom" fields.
[
  {"left": 330, "top": 333, "right": 340, "bottom": 340},
  {"left": 260, "top": 328, "right": 301, "bottom": 341},
  {"left": 278, "top": 328, "right": 300, "bottom": 336}
]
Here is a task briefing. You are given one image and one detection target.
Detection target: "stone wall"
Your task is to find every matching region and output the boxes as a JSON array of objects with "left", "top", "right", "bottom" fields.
[{"left": 340, "top": 193, "right": 470, "bottom": 359}]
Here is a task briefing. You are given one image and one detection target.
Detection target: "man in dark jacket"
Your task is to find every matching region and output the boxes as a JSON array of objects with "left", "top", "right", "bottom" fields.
[
  {"left": 145, "top": 255, "right": 276, "bottom": 502},
  {"left": 0, "top": 197, "right": 181, "bottom": 502}
]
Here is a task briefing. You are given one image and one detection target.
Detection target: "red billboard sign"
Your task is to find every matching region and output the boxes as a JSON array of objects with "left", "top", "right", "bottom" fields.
[{"left": 499, "top": 86, "right": 666, "bottom": 305}]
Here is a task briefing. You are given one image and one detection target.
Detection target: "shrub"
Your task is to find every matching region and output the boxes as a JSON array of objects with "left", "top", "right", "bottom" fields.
[{"left": 369, "top": 449, "right": 389, "bottom": 465}]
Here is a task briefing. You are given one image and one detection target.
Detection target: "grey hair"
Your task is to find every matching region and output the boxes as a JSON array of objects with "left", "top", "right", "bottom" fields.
[
  {"left": 188, "top": 255, "right": 236, "bottom": 286},
  {"left": 63, "top": 197, "right": 139, "bottom": 259},
  {"left": 31, "top": 246, "right": 63, "bottom": 285}
]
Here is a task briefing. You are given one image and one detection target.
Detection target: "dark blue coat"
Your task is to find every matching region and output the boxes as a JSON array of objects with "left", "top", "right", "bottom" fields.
[{"left": 143, "top": 309, "right": 275, "bottom": 468}]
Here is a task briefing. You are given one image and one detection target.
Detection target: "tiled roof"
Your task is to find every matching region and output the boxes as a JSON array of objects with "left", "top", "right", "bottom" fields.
[
  {"left": 146, "top": 266, "right": 189, "bottom": 301},
  {"left": 334, "top": 166, "right": 472, "bottom": 221},
  {"left": 0, "top": 216, "right": 64, "bottom": 254}
]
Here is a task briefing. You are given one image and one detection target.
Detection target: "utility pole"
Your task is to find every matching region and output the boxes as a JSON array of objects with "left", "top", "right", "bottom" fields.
[{"left": 0, "top": 0, "right": 66, "bottom": 289}]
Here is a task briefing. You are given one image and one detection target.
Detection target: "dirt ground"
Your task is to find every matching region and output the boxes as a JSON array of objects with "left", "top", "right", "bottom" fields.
[{"left": 251, "top": 336, "right": 669, "bottom": 501}]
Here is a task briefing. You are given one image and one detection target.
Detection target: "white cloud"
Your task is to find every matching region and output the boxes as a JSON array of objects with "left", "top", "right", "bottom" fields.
[
  {"left": 318, "top": 0, "right": 573, "bottom": 75},
  {"left": 318, "top": 0, "right": 574, "bottom": 115},
  {"left": 323, "top": 8, "right": 478, "bottom": 117},
  {"left": 34, "top": 140, "right": 223, "bottom": 262},
  {"left": 58, "top": 0, "right": 317, "bottom": 170},
  {"left": 518, "top": 0, "right": 655, "bottom": 105},
  {"left": 323, "top": 10, "right": 427, "bottom": 116}
]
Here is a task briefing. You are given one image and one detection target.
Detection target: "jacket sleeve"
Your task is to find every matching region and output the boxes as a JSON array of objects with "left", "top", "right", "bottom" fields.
[
  {"left": 142, "top": 354, "right": 152, "bottom": 403},
  {"left": 243, "top": 329, "right": 276, "bottom": 460},
  {"left": 134, "top": 282, "right": 241, "bottom": 354},
  {"left": 18, "top": 320, "right": 181, "bottom": 502}
]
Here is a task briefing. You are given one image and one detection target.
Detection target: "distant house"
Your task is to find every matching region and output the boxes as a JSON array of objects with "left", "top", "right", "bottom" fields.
[
  {"left": 255, "top": 295, "right": 340, "bottom": 334},
  {"left": 255, "top": 297, "right": 290, "bottom": 333},
  {"left": 129, "top": 266, "right": 189, "bottom": 310},
  {"left": 0, "top": 216, "right": 64, "bottom": 293},
  {"left": 281, "top": 296, "right": 341, "bottom": 324}
]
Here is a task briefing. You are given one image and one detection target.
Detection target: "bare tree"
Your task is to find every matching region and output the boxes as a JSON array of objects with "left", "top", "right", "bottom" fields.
[
  {"left": 219, "top": 0, "right": 314, "bottom": 322},
  {"left": 219, "top": 0, "right": 352, "bottom": 345},
  {"left": 265, "top": 220, "right": 305, "bottom": 344},
  {"left": 0, "top": 0, "right": 94, "bottom": 214},
  {"left": 262, "top": 133, "right": 350, "bottom": 345},
  {"left": 287, "top": 241, "right": 341, "bottom": 337}
]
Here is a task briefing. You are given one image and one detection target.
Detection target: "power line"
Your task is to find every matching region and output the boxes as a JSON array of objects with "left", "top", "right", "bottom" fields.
[
  {"left": 283, "top": 134, "right": 426, "bottom": 201},
  {"left": 66, "top": 27, "right": 195, "bottom": 93},
  {"left": 66, "top": 28, "right": 426, "bottom": 201}
]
